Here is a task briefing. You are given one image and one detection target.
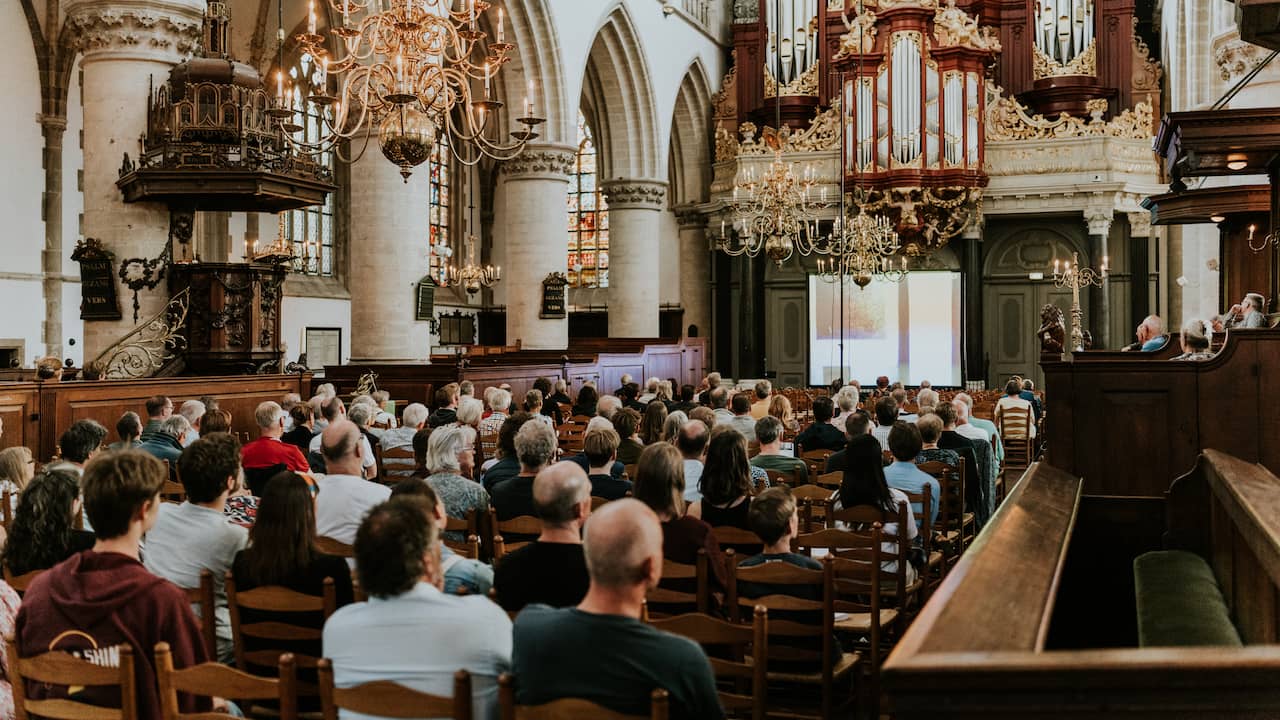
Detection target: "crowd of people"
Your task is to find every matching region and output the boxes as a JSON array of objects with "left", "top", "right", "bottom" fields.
[{"left": 0, "top": 372, "right": 1027, "bottom": 720}]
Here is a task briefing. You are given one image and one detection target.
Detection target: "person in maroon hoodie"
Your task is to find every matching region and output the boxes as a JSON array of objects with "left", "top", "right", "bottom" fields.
[{"left": 16, "top": 449, "right": 212, "bottom": 720}]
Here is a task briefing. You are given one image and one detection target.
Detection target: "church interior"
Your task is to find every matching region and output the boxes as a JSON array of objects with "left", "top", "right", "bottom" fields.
[{"left": 2, "top": 0, "right": 1280, "bottom": 717}]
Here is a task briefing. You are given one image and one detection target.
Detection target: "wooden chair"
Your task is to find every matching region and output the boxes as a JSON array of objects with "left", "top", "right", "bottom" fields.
[
  {"left": 155, "top": 641, "right": 298, "bottom": 720},
  {"left": 380, "top": 445, "right": 418, "bottom": 483},
  {"left": 160, "top": 480, "right": 187, "bottom": 504},
  {"left": 822, "top": 502, "right": 918, "bottom": 633},
  {"left": 315, "top": 536, "right": 354, "bottom": 558},
  {"left": 7, "top": 638, "right": 137, "bottom": 720},
  {"left": 479, "top": 433, "right": 499, "bottom": 457},
  {"left": 492, "top": 513, "right": 542, "bottom": 560},
  {"left": 590, "top": 496, "right": 613, "bottom": 510},
  {"left": 763, "top": 468, "right": 797, "bottom": 488},
  {"left": 443, "top": 509, "right": 483, "bottom": 560},
  {"left": 179, "top": 570, "right": 219, "bottom": 661},
  {"left": 710, "top": 525, "right": 763, "bottom": 556},
  {"left": 648, "top": 608, "right": 768, "bottom": 720},
  {"left": 999, "top": 405, "right": 1034, "bottom": 475},
  {"left": 792, "top": 485, "right": 835, "bottom": 535},
  {"left": 498, "top": 674, "right": 669, "bottom": 720},
  {"left": 646, "top": 549, "right": 710, "bottom": 618},
  {"left": 799, "top": 449, "right": 833, "bottom": 479},
  {"left": 3, "top": 566, "right": 45, "bottom": 596},
  {"left": 901, "top": 483, "right": 941, "bottom": 590},
  {"left": 319, "top": 660, "right": 473, "bottom": 720},
  {"left": 918, "top": 460, "right": 971, "bottom": 569},
  {"left": 813, "top": 470, "right": 843, "bottom": 491},
  {"left": 226, "top": 573, "right": 337, "bottom": 705},
  {"left": 728, "top": 556, "right": 859, "bottom": 720},
  {"left": 623, "top": 464, "right": 638, "bottom": 480}
]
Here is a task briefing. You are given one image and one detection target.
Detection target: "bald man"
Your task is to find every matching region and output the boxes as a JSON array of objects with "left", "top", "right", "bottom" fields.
[
  {"left": 492, "top": 462, "right": 592, "bottom": 612},
  {"left": 314, "top": 420, "right": 390, "bottom": 549},
  {"left": 512, "top": 499, "right": 723, "bottom": 720},
  {"left": 1123, "top": 314, "right": 1168, "bottom": 352}
]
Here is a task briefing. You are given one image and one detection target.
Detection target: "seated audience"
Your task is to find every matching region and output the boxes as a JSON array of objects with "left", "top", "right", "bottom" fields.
[
  {"left": 914, "top": 414, "right": 961, "bottom": 467},
  {"left": 458, "top": 381, "right": 475, "bottom": 400},
  {"left": 688, "top": 405, "right": 717, "bottom": 430},
  {"left": 548, "top": 379, "right": 573, "bottom": 407},
  {"left": 1019, "top": 379, "right": 1043, "bottom": 420},
  {"left": 954, "top": 392, "right": 1002, "bottom": 464},
  {"left": 838, "top": 435, "right": 919, "bottom": 583},
  {"left": 323, "top": 497, "right": 511, "bottom": 718},
  {"left": 479, "top": 389, "right": 511, "bottom": 436},
  {"left": 621, "top": 383, "right": 646, "bottom": 414},
  {"left": 795, "top": 397, "right": 845, "bottom": 453},
  {"left": 952, "top": 399, "right": 991, "bottom": 446},
  {"left": 825, "top": 411, "right": 873, "bottom": 473},
  {"left": 139, "top": 394, "right": 173, "bottom": 440},
  {"left": 1123, "top": 315, "right": 1168, "bottom": 352},
  {"left": 673, "top": 384, "right": 698, "bottom": 414},
  {"left": 178, "top": 399, "right": 206, "bottom": 447},
  {"left": 750, "top": 380, "right": 772, "bottom": 419},
  {"left": 709, "top": 387, "right": 733, "bottom": 426},
  {"left": 564, "top": 417, "right": 627, "bottom": 480},
  {"left": 47, "top": 420, "right": 107, "bottom": 481},
  {"left": 596, "top": 393, "right": 622, "bottom": 421},
  {"left": 144, "top": 433, "right": 249, "bottom": 662},
  {"left": 656, "top": 380, "right": 675, "bottom": 411},
  {"left": 612, "top": 408, "right": 645, "bottom": 465},
  {"left": 1222, "top": 291, "right": 1267, "bottom": 329},
  {"left": 428, "top": 384, "right": 460, "bottom": 428},
  {"left": 137, "top": 415, "right": 189, "bottom": 467},
  {"left": 884, "top": 423, "right": 940, "bottom": 526},
  {"left": 638, "top": 377, "right": 660, "bottom": 405},
  {"left": 314, "top": 421, "right": 391, "bottom": 546},
  {"left": 0, "top": 446, "right": 35, "bottom": 510},
  {"left": 749, "top": 416, "right": 809, "bottom": 484},
  {"left": 241, "top": 401, "right": 310, "bottom": 474},
  {"left": 410, "top": 428, "right": 432, "bottom": 479},
  {"left": 533, "top": 377, "right": 564, "bottom": 426},
  {"left": 689, "top": 427, "right": 755, "bottom": 530},
  {"left": 1173, "top": 318, "right": 1217, "bottom": 361},
  {"left": 993, "top": 380, "right": 1037, "bottom": 437},
  {"left": 379, "top": 402, "right": 429, "bottom": 480},
  {"left": 201, "top": 409, "right": 232, "bottom": 435},
  {"left": 571, "top": 385, "right": 598, "bottom": 419},
  {"left": 768, "top": 394, "right": 798, "bottom": 433},
  {"left": 640, "top": 401, "right": 668, "bottom": 445},
  {"left": 109, "top": 411, "right": 143, "bottom": 451},
  {"left": 891, "top": 388, "right": 915, "bottom": 423},
  {"left": 308, "top": 397, "right": 377, "bottom": 478},
  {"left": 934, "top": 403, "right": 992, "bottom": 526},
  {"left": 662, "top": 410, "right": 688, "bottom": 445},
  {"left": 632, "top": 442, "right": 727, "bottom": 590},
  {"left": 915, "top": 388, "right": 939, "bottom": 415},
  {"left": 491, "top": 420, "right": 558, "bottom": 520},
  {"left": 740, "top": 486, "right": 819, "bottom": 586},
  {"left": 697, "top": 372, "right": 722, "bottom": 406},
  {"left": 726, "top": 392, "right": 757, "bottom": 441},
  {"left": 453, "top": 396, "right": 485, "bottom": 435},
  {"left": 481, "top": 413, "right": 533, "bottom": 492},
  {"left": 0, "top": 577, "right": 17, "bottom": 712},
  {"left": 370, "top": 390, "right": 397, "bottom": 428},
  {"left": 524, "top": 389, "right": 556, "bottom": 429},
  {"left": 347, "top": 403, "right": 380, "bottom": 453},
  {"left": 677, "top": 420, "right": 709, "bottom": 503},
  {"left": 831, "top": 387, "right": 859, "bottom": 430},
  {"left": 2, "top": 468, "right": 94, "bottom": 576},
  {"left": 17, "top": 451, "right": 211, "bottom": 720},
  {"left": 511, "top": 498, "right": 722, "bottom": 720},
  {"left": 871, "top": 396, "right": 898, "bottom": 451},
  {"left": 390, "top": 479, "right": 493, "bottom": 596},
  {"left": 422, "top": 425, "right": 488, "bottom": 541},
  {"left": 583, "top": 427, "right": 632, "bottom": 500},
  {"left": 281, "top": 403, "right": 316, "bottom": 454},
  {"left": 493, "top": 463, "right": 591, "bottom": 612}
]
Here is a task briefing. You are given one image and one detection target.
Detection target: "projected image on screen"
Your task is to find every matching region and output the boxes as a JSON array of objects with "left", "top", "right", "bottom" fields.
[{"left": 808, "top": 272, "right": 962, "bottom": 386}]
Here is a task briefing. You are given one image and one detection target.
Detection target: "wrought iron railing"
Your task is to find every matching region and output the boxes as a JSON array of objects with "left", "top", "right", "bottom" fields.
[{"left": 90, "top": 288, "right": 191, "bottom": 380}]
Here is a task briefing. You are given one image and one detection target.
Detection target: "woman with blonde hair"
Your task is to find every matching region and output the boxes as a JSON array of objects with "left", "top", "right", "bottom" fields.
[
  {"left": 768, "top": 394, "right": 799, "bottom": 433},
  {"left": 0, "top": 447, "right": 35, "bottom": 496},
  {"left": 640, "top": 400, "right": 668, "bottom": 445}
]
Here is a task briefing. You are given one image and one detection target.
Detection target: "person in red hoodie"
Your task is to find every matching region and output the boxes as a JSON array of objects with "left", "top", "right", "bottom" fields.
[{"left": 16, "top": 450, "right": 212, "bottom": 720}]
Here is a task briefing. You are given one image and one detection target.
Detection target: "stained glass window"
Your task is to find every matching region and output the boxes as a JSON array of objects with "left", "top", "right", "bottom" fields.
[
  {"left": 568, "top": 111, "right": 609, "bottom": 288},
  {"left": 427, "top": 133, "right": 451, "bottom": 282},
  {"left": 284, "top": 53, "right": 335, "bottom": 277}
]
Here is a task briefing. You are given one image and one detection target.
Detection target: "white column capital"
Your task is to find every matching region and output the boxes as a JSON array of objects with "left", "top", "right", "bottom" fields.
[
  {"left": 500, "top": 143, "right": 577, "bottom": 181},
  {"left": 602, "top": 179, "right": 667, "bottom": 210},
  {"left": 674, "top": 206, "right": 708, "bottom": 230},
  {"left": 1084, "top": 207, "right": 1114, "bottom": 237},
  {"left": 1127, "top": 211, "right": 1153, "bottom": 238},
  {"left": 65, "top": 0, "right": 204, "bottom": 63}
]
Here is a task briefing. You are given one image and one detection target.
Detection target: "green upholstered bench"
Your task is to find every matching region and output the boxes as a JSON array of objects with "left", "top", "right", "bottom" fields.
[{"left": 1134, "top": 550, "right": 1242, "bottom": 648}]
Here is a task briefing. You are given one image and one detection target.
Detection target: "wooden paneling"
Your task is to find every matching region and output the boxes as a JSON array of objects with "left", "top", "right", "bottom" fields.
[{"left": 0, "top": 386, "right": 39, "bottom": 452}]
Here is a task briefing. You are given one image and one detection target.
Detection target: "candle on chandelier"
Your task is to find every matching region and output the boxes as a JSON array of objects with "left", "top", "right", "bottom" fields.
[
  {"left": 308, "top": 0, "right": 316, "bottom": 34},
  {"left": 277, "top": 70, "right": 284, "bottom": 100},
  {"left": 320, "top": 57, "right": 328, "bottom": 88},
  {"left": 342, "top": 0, "right": 348, "bottom": 26},
  {"left": 484, "top": 61, "right": 491, "bottom": 97},
  {"left": 470, "top": 0, "right": 476, "bottom": 28},
  {"left": 397, "top": 53, "right": 405, "bottom": 85},
  {"left": 1102, "top": 255, "right": 1109, "bottom": 274},
  {"left": 1054, "top": 258, "right": 1060, "bottom": 274},
  {"left": 498, "top": 7, "right": 505, "bottom": 43}
]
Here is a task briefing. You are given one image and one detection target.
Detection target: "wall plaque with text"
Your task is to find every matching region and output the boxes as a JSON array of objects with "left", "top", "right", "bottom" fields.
[
  {"left": 540, "top": 272, "right": 569, "bottom": 319},
  {"left": 71, "top": 237, "right": 122, "bottom": 321}
]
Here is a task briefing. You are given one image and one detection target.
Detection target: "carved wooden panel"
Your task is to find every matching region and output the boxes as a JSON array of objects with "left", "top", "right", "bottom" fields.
[
  {"left": 766, "top": 288, "right": 808, "bottom": 388},
  {"left": 0, "top": 386, "right": 39, "bottom": 452}
]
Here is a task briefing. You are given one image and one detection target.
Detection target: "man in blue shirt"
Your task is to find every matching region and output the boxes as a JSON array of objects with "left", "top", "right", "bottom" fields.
[{"left": 883, "top": 422, "right": 940, "bottom": 528}]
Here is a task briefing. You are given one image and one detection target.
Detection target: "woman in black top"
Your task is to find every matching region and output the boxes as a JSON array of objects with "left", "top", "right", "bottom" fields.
[
  {"left": 687, "top": 426, "right": 754, "bottom": 530},
  {"left": 570, "top": 385, "right": 598, "bottom": 419},
  {"left": 2, "top": 468, "right": 94, "bottom": 577}
]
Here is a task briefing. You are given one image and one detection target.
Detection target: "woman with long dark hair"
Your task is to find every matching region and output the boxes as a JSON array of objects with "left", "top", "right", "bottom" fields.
[
  {"left": 639, "top": 401, "right": 668, "bottom": 445},
  {"left": 231, "top": 471, "right": 354, "bottom": 605},
  {"left": 837, "top": 434, "right": 918, "bottom": 581},
  {"left": 688, "top": 426, "right": 755, "bottom": 530},
  {"left": 1, "top": 469, "right": 94, "bottom": 577},
  {"left": 570, "top": 385, "right": 598, "bottom": 419}
]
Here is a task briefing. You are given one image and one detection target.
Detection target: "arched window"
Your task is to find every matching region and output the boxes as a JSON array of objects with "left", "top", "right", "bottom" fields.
[
  {"left": 427, "top": 133, "right": 451, "bottom": 282},
  {"left": 567, "top": 110, "right": 609, "bottom": 288},
  {"left": 285, "top": 52, "right": 335, "bottom": 277}
]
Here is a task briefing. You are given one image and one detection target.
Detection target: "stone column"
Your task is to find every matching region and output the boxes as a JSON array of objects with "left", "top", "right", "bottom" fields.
[
  {"left": 603, "top": 180, "right": 667, "bottom": 338},
  {"left": 1127, "top": 211, "right": 1153, "bottom": 328},
  {"left": 499, "top": 144, "right": 576, "bottom": 350},
  {"left": 961, "top": 219, "right": 984, "bottom": 381},
  {"left": 347, "top": 129, "right": 432, "bottom": 362},
  {"left": 674, "top": 207, "right": 711, "bottom": 339},
  {"left": 1085, "top": 208, "right": 1113, "bottom": 348},
  {"left": 66, "top": 0, "right": 203, "bottom": 360},
  {"left": 40, "top": 116, "right": 67, "bottom": 361}
]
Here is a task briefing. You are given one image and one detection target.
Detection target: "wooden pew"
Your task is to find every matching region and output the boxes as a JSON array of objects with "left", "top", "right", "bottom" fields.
[
  {"left": 883, "top": 453, "right": 1280, "bottom": 718},
  {"left": 0, "top": 373, "right": 311, "bottom": 460}
]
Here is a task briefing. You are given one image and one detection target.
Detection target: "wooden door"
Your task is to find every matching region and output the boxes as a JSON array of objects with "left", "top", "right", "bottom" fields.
[{"left": 765, "top": 288, "right": 809, "bottom": 388}]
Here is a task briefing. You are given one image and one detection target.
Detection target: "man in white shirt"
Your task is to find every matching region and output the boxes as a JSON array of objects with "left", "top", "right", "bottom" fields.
[
  {"left": 709, "top": 387, "right": 734, "bottom": 426},
  {"left": 324, "top": 495, "right": 511, "bottom": 720},
  {"left": 677, "top": 420, "right": 709, "bottom": 502},
  {"left": 314, "top": 420, "right": 391, "bottom": 547},
  {"left": 871, "top": 396, "right": 898, "bottom": 451},
  {"left": 308, "top": 396, "right": 378, "bottom": 479},
  {"left": 952, "top": 399, "right": 991, "bottom": 444},
  {"left": 726, "top": 393, "right": 757, "bottom": 442},
  {"left": 143, "top": 433, "right": 249, "bottom": 662}
]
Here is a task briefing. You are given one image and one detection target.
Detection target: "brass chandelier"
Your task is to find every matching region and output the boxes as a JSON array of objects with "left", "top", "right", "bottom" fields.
[
  {"left": 817, "top": 208, "right": 906, "bottom": 288},
  {"left": 284, "top": 0, "right": 543, "bottom": 180},
  {"left": 438, "top": 232, "right": 500, "bottom": 294}
]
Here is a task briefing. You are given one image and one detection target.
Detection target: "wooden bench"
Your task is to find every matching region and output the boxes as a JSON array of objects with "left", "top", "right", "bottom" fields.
[{"left": 883, "top": 452, "right": 1280, "bottom": 718}]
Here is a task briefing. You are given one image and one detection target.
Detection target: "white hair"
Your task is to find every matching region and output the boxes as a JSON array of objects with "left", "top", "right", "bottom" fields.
[
  {"left": 917, "top": 388, "right": 939, "bottom": 410},
  {"left": 401, "top": 402, "right": 429, "bottom": 429},
  {"left": 834, "top": 387, "right": 859, "bottom": 412},
  {"left": 178, "top": 399, "right": 206, "bottom": 425},
  {"left": 161, "top": 414, "right": 192, "bottom": 439},
  {"left": 646, "top": 377, "right": 660, "bottom": 392},
  {"left": 456, "top": 397, "right": 484, "bottom": 426},
  {"left": 425, "top": 425, "right": 476, "bottom": 475},
  {"left": 491, "top": 388, "right": 512, "bottom": 412},
  {"left": 620, "top": 374, "right": 633, "bottom": 385},
  {"left": 597, "top": 395, "right": 621, "bottom": 419},
  {"left": 255, "top": 401, "right": 285, "bottom": 429},
  {"left": 316, "top": 383, "right": 336, "bottom": 399},
  {"left": 586, "top": 416, "right": 614, "bottom": 433}
]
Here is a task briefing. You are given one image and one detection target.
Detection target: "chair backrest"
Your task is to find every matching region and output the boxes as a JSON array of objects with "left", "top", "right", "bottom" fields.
[
  {"left": 590, "top": 496, "right": 613, "bottom": 510},
  {"left": 900, "top": 483, "right": 934, "bottom": 553},
  {"left": 710, "top": 525, "right": 763, "bottom": 556},
  {"left": 799, "top": 449, "right": 833, "bottom": 478},
  {"left": 443, "top": 510, "right": 482, "bottom": 560},
  {"left": 762, "top": 468, "right": 795, "bottom": 489},
  {"left": 498, "top": 674, "right": 669, "bottom": 720},
  {"left": 161, "top": 480, "right": 186, "bottom": 504},
  {"left": 647, "top": 608, "right": 767, "bottom": 720},
  {"left": 179, "top": 569, "right": 219, "bottom": 661},
  {"left": 822, "top": 502, "right": 911, "bottom": 603},
  {"left": 918, "top": 459, "right": 967, "bottom": 554},
  {"left": 7, "top": 639, "right": 137, "bottom": 720},
  {"left": 813, "top": 470, "right": 842, "bottom": 490},
  {"left": 646, "top": 549, "right": 710, "bottom": 617},
  {"left": 997, "top": 403, "right": 1032, "bottom": 439},
  {"left": 244, "top": 463, "right": 288, "bottom": 497},
  {"left": 728, "top": 557, "right": 833, "bottom": 669},
  {"left": 623, "top": 464, "right": 638, "bottom": 480},
  {"left": 492, "top": 512, "right": 542, "bottom": 560},
  {"left": 226, "top": 573, "right": 336, "bottom": 673},
  {"left": 155, "top": 641, "right": 298, "bottom": 720},
  {"left": 319, "top": 660, "right": 473, "bottom": 720},
  {"left": 381, "top": 446, "right": 416, "bottom": 462},
  {"left": 2, "top": 487, "right": 13, "bottom": 530},
  {"left": 479, "top": 433, "right": 499, "bottom": 456},
  {"left": 792, "top": 484, "right": 836, "bottom": 535},
  {"left": 3, "top": 566, "right": 45, "bottom": 596},
  {"left": 315, "top": 536, "right": 354, "bottom": 558}
]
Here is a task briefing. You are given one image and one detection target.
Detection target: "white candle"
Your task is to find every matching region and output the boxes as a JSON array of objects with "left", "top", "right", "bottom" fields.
[
  {"left": 342, "top": 0, "right": 348, "bottom": 25},
  {"left": 523, "top": 95, "right": 530, "bottom": 116},
  {"left": 498, "top": 7, "right": 505, "bottom": 43},
  {"left": 484, "top": 60, "right": 491, "bottom": 96},
  {"left": 308, "top": 0, "right": 316, "bottom": 34},
  {"left": 277, "top": 70, "right": 283, "bottom": 99},
  {"left": 320, "top": 57, "right": 328, "bottom": 88},
  {"left": 397, "top": 53, "right": 404, "bottom": 85}
]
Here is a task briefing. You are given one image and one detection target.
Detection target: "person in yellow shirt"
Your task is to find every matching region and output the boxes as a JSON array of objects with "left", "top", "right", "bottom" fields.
[{"left": 749, "top": 379, "right": 772, "bottom": 419}]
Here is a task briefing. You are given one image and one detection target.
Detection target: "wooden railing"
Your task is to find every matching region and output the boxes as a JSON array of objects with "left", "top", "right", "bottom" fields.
[{"left": 883, "top": 453, "right": 1280, "bottom": 718}]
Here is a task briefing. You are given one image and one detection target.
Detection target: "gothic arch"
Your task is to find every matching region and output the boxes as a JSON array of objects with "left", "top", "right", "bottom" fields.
[
  {"left": 669, "top": 59, "right": 713, "bottom": 206},
  {"left": 500, "top": 0, "right": 571, "bottom": 145},
  {"left": 580, "top": 3, "right": 661, "bottom": 181},
  {"left": 983, "top": 223, "right": 1088, "bottom": 278}
]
